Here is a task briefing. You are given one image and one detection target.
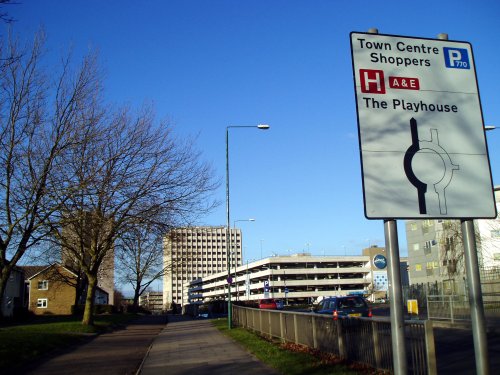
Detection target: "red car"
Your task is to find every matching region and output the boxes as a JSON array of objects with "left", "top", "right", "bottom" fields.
[{"left": 259, "top": 298, "right": 277, "bottom": 309}]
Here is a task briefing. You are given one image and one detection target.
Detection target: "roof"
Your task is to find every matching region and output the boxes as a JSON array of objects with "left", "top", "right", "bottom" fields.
[
  {"left": 19, "top": 265, "right": 50, "bottom": 279},
  {"left": 25, "top": 263, "right": 78, "bottom": 280}
]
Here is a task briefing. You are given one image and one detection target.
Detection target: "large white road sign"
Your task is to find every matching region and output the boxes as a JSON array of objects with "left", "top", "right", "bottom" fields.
[{"left": 350, "top": 32, "right": 497, "bottom": 219}]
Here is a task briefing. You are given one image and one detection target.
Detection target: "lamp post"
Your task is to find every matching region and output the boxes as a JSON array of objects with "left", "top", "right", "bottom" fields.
[
  {"left": 226, "top": 124, "right": 269, "bottom": 329},
  {"left": 233, "top": 219, "right": 255, "bottom": 301}
]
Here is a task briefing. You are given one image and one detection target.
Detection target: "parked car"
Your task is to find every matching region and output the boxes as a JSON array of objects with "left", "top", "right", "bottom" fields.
[
  {"left": 259, "top": 298, "right": 277, "bottom": 310},
  {"left": 312, "top": 296, "right": 372, "bottom": 319},
  {"left": 275, "top": 299, "right": 284, "bottom": 310}
]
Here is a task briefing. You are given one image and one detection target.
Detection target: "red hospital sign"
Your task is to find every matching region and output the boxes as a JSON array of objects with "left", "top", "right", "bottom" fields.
[
  {"left": 360, "top": 69, "right": 385, "bottom": 94},
  {"left": 389, "top": 76, "right": 420, "bottom": 90}
]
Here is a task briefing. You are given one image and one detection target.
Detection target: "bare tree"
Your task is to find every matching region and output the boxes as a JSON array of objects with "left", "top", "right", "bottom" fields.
[
  {"left": 116, "top": 224, "right": 178, "bottom": 311},
  {"left": 439, "top": 220, "right": 483, "bottom": 279},
  {"left": 439, "top": 220, "right": 464, "bottom": 279},
  {"left": 0, "top": 0, "right": 15, "bottom": 24},
  {"left": 0, "top": 31, "right": 103, "bottom": 317},
  {"left": 51, "top": 105, "right": 218, "bottom": 325}
]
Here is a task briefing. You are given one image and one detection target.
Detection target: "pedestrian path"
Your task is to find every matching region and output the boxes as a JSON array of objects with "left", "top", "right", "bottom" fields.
[
  {"left": 25, "top": 314, "right": 166, "bottom": 375},
  {"left": 139, "top": 315, "right": 278, "bottom": 375}
]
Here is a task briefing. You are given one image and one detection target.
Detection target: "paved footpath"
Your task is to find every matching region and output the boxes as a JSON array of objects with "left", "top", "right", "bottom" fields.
[
  {"left": 24, "top": 314, "right": 167, "bottom": 375},
  {"left": 139, "top": 315, "right": 278, "bottom": 375}
]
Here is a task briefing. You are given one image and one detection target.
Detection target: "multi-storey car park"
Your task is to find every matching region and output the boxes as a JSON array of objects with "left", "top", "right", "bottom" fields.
[{"left": 187, "top": 254, "right": 372, "bottom": 306}]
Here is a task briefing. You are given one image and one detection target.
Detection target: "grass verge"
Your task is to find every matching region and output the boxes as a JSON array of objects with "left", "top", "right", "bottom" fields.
[
  {"left": 0, "top": 313, "right": 139, "bottom": 371},
  {"left": 212, "top": 318, "right": 366, "bottom": 375}
]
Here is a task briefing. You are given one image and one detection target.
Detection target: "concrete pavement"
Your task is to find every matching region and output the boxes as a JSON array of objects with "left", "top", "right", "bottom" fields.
[
  {"left": 139, "top": 315, "right": 279, "bottom": 375},
  {"left": 24, "top": 314, "right": 167, "bottom": 375},
  {"left": 18, "top": 311, "right": 500, "bottom": 375}
]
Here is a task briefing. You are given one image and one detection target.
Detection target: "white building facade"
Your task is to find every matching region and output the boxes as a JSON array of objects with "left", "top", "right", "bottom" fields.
[
  {"left": 188, "top": 254, "right": 372, "bottom": 305},
  {"left": 163, "top": 226, "right": 242, "bottom": 308},
  {"left": 406, "top": 186, "right": 500, "bottom": 286}
]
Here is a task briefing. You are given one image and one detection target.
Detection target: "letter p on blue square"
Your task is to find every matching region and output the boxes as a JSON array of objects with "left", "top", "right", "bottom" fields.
[{"left": 444, "top": 47, "right": 470, "bottom": 69}]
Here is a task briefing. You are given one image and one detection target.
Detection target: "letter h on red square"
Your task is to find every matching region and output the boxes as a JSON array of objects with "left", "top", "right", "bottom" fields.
[{"left": 360, "top": 69, "right": 385, "bottom": 94}]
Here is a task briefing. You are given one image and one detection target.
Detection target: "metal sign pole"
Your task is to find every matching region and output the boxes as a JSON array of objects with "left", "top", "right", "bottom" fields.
[
  {"left": 435, "top": 32, "right": 489, "bottom": 374},
  {"left": 384, "top": 219, "right": 408, "bottom": 375},
  {"left": 462, "top": 219, "right": 490, "bottom": 375}
]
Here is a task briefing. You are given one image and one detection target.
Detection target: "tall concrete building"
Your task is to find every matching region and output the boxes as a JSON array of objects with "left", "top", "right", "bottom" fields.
[
  {"left": 163, "top": 226, "right": 242, "bottom": 308},
  {"left": 406, "top": 186, "right": 500, "bottom": 287},
  {"left": 61, "top": 211, "right": 115, "bottom": 305}
]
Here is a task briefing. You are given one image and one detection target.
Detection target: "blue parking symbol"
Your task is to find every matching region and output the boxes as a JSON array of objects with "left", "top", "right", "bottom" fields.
[{"left": 444, "top": 47, "right": 470, "bottom": 69}]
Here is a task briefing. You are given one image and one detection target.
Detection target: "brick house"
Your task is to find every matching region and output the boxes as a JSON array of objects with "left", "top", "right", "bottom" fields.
[{"left": 28, "top": 263, "right": 108, "bottom": 315}]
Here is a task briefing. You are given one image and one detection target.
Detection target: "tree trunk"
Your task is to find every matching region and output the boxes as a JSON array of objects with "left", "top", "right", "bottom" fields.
[
  {"left": 82, "top": 275, "right": 97, "bottom": 326},
  {"left": 0, "top": 270, "right": 9, "bottom": 319},
  {"left": 133, "top": 286, "right": 140, "bottom": 311}
]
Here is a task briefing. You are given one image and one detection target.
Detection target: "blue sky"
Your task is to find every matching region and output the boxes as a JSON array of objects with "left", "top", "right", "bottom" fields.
[{"left": 4, "top": 1, "right": 500, "bottom": 270}]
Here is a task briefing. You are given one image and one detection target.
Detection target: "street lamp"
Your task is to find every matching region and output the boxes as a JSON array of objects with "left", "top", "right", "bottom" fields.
[{"left": 226, "top": 124, "right": 269, "bottom": 329}]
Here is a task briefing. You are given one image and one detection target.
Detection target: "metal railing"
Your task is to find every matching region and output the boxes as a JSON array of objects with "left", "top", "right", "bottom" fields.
[
  {"left": 427, "top": 294, "right": 500, "bottom": 323},
  {"left": 232, "top": 305, "right": 437, "bottom": 375}
]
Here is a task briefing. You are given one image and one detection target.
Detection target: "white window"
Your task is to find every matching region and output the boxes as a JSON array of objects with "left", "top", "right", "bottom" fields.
[
  {"left": 422, "top": 219, "right": 434, "bottom": 234},
  {"left": 37, "top": 280, "right": 48, "bottom": 290},
  {"left": 413, "top": 243, "right": 420, "bottom": 251},
  {"left": 37, "top": 298, "right": 48, "bottom": 308},
  {"left": 422, "top": 219, "right": 433, "bottom": 228}
]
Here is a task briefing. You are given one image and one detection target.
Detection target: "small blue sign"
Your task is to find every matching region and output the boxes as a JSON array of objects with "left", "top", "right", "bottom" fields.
[
  {"left": 373, "top": 254, "right": 387, "bottom": 269},
  {"left": 443, "top": 47, "right": 470, "bottom": 69}
]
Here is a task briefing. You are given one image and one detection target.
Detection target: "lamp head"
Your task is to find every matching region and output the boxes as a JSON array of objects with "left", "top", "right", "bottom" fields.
[{"left": 257, "top": 124, "right": 270, "bottom": 130}]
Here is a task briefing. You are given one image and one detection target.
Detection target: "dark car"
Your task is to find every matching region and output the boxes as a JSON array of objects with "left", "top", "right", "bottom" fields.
[
  {"left": 275, "top": 299, "right": 284, "bottom": 310},
  {"left": 259, "top": 298, "right": 277, "bottom": 310},
  {"left": 313, "top": 296, "right": 372, "bottom": 319}
]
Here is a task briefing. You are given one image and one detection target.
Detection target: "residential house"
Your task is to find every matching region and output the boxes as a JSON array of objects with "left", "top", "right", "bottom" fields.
[{"left": 28, "top": 263, "right": 108, "bottom": 315}]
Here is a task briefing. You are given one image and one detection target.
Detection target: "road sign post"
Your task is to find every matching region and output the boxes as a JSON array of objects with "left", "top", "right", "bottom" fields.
[
  {"left": 385, "top": 219, "right": 408, "bottom": 375},
  {"left": 351, "top": 29, "right": 496, "bottom": 375}
]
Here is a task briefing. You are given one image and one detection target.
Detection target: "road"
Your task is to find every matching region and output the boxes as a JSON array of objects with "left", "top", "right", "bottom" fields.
[{"left": 371, "top": 303, "right": 500, "bottom": 374}]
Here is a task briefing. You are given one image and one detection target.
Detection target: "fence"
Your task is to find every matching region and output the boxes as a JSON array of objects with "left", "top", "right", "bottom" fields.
[
  {"left": 426, "top": 295, "right": 470, "bottom": 322},
  {"left": 233, "top": 306, "right": 437, "bottom": 375},
  {"left": 404, "top": 272, "right": 500, "bottom": 323},
  {"left": 427, "top": 293, "right": 500, "bottom": 322}
]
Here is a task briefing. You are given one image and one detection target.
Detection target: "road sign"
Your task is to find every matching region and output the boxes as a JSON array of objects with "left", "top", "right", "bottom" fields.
[
  {"left": 373, "top": 254, "right": 387, "bottom": 269},
  {"left": 350, "top": 32, "right": 497, "bottom": 219}
]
